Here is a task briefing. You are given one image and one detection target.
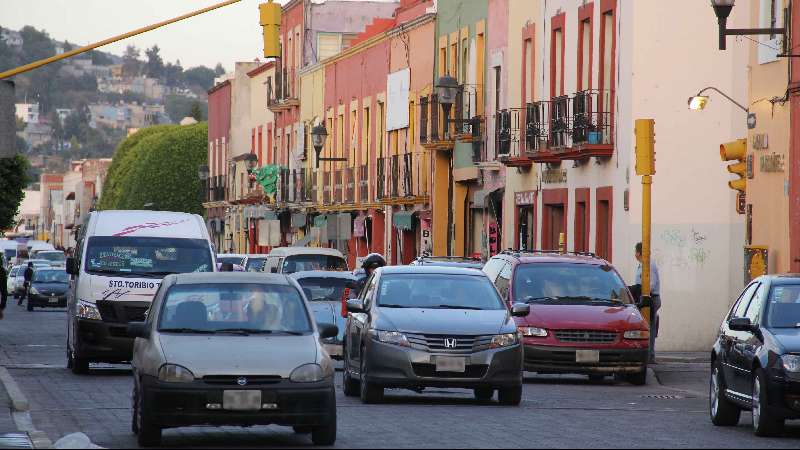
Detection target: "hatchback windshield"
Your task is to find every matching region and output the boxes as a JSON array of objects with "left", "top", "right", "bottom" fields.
[
  {"left": 37, "top": 252, "right": 65, "bottom": 263},
  {"left": 513, "top": 263, "right": 634, "bottom": 305},
  {"left": 282, "top": 255, "right": 348, "bottom": 273},
  {"left": 766, "top": 284, "right": 800, "bottom": 328},
  {"left": 33, "top": 270, "right": 69, "bottom": 284},
  {"left": 377, "top": 274, "right": 505, "bottom": 310},
  {"left": 159, "top": 283, "right": 313, "bottom": 334},
  {"left": 296, "top": 278, "right": 354, "bottom": 302},
  {"left": 86, "top": 237, "right": 213, "bottom": 277}
]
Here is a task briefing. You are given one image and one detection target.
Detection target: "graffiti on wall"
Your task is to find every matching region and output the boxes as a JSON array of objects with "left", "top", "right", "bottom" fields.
[{"left": 653, "top": 227, "right": 711, "bottom": 270}]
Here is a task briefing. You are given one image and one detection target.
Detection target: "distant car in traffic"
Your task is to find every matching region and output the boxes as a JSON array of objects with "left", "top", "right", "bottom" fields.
[
  {"left": 7, "top": 266, "right": 20, "bottom": 298},
  {"left": 128, "top": 273, "right": 338, "bottom": 447},
  {"left": 342, "top": 266, "right": 528, "bottom": 405},
  {"left": 484, "top": 251, "right": 649, "bottom": 385},
  {"left": 26, "top": 268, "right": 69, "bottom": 311},
  {"left": 409, "top": 256, "right": 484, "bottom": 270},
  {"left": 244, "top": 255, "right": 268, "bottom": 272},
  {"left": 710, "top": 275, "right": 800, "bottom": 437},
  {"left": 216, "top": 254, "right": 247, "bottom": 267},
  {"left": 291, "top": 271, "right": 358, "bottom": 360},
  {"left": 34, "top": 250, "right": 66, "bottom": 268},
  {"left": 262, "top": 248, "right": 348, "bottom": 275}
]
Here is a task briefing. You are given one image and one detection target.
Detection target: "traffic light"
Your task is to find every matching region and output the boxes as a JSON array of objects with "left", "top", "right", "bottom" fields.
[
  {"left": 720, "top": 139, "right": 747, "bottom": 192},
  {"left": 259, "top": 1, "right": 281, "bottom": 59},
  {"left": 634, "top": 119, "right": 656, "bottom": 176}
]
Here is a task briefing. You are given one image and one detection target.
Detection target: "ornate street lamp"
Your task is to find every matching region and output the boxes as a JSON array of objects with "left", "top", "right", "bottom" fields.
[
  {"left": 436, "top": 75, "right": 459, "bottom": 138},
  {"left": 198, "top": 165, "right": 210, "bottom": 181},
  {"left": 311, "top": 123, "right": 347, "bottom": 169},
  {"left": 711, "top": 0, "right": 786, "bottom": 51}
]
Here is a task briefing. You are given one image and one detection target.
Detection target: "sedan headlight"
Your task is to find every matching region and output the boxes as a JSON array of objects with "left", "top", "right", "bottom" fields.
[
  {"left": 519, "top": 326, "right": 548, "bottom": 338},
  {"left": 624, "top": 330, "right": 650, "bottom": 340},
  {"left": 158, "top": 364, "right": 195, "bottom": 383},
  {"left": 371, "top": 330, "right": 410, "bottom": 347},
  {"left": 491, "top": 333, "right": 520, "bottom": 349},
  {"left": 77, "top": 300, "right": 102, "bottom": 321},
  {"left": 290, "top": 364, "right": 327, "bottom": 383},
  {"left": 781, "top": 355, "right": 800, "bottom": 373},
  {"left": 29, "top": 287, "right": 39, "bottom": 295}
]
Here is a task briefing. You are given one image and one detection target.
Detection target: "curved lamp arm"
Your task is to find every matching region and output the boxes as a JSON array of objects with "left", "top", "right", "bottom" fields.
[{"left": 695, "top": 87, "right": 749, "bottom": 113}]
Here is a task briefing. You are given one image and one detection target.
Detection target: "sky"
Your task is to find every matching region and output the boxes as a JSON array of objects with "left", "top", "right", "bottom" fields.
[{"left": 0, "top": 0, "right": 283, "bottom": 71}]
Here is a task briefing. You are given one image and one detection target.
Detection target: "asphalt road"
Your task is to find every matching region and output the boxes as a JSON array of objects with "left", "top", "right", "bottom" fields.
[{"left": 0, "top": 302, "right": 798, "bottom": 448}]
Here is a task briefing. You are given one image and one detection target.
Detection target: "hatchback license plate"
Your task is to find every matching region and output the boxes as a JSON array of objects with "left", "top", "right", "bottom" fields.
[
  {"left": 435, "top": 357, "right": 466, "bottom": 373},
  {"left": 223, "top": 390, "right": 262, "bottom": 411},
  {"left": 576, "top": 350, "right": 600, "bottom": 364}
]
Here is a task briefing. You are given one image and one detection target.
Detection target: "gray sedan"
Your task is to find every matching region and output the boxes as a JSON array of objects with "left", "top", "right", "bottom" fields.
[
  {"left": 342, "top": 266, "right": 529, "bottom": 405},
  {"left": 128, "top": 273, "right": 338, "bottom": 447}
]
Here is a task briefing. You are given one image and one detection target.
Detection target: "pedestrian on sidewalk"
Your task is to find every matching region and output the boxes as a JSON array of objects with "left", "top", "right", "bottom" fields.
[
  {"left": 0, "top": 258, "right": 8, "bottom": 319},
  {"left": 20, "top": 262, "right": 33, "bottom": 307},
  {"left": 633, "top": 242, "right": 660, "bottom": 365}
]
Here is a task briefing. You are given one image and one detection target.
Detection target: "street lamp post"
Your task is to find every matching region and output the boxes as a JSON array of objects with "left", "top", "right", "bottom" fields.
[
  {"left": 311, "top": 123, "right": 347, "bottom": 169},
  {"left": 198, "top": 165, "right": 210, "bottom": 202},
  {"left": 711, "top": 0, "right": 786, "bottom": 51},
  {"left": 436, "top": 75, "right": 459, "bottom": 139}
]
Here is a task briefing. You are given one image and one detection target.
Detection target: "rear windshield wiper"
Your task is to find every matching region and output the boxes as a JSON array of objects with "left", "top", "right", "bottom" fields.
[{"left": 159, "top": 328, "right": 215, "bottom": 334}]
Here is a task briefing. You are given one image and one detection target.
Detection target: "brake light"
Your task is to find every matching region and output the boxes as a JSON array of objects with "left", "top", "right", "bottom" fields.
[{"left": 341, "top": 288, "right": 351, "bottom": 318}]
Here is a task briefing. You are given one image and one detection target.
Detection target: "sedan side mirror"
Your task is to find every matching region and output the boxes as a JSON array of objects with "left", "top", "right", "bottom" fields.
[
  {"left": 511, "top": 303, "right": 531, "bottom": 318},
  {"left": 318, "top": 323, "right": 339, "bottom": 340},
  {"left": 66, "top": 257, "right": 79, "bottom": 276},
  {"left": 127, "top": 322, "right": 151, "bottom": 340},
  {"left": 346, "top": 299, "right": 365, "bottom": 314},
  {"left": 728, "top": 317, "right": 758, "bottom": 333}
]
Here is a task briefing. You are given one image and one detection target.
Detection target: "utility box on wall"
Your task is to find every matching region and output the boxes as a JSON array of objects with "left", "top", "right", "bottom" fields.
[
  {"left": 744, "top": 246, "right": 769, "bottom": 283},
  {"left": 0, "top": 80, "right": 15, "bottom": 158}
]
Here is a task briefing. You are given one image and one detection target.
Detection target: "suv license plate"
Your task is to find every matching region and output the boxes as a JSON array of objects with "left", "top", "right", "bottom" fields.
[
  {"left": 435, "top": 357, "right": 466, "bottom": 373},
  {"left": 576, "top": 350, "right": 600, "bottom": 364},
  {"left": 223, "top": 390, "right": 262, "bottom": 411}
]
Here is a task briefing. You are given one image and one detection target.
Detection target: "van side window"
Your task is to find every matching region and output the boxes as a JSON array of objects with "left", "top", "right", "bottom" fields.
[{"left": 496, "top": 263, "right": 513, "bottom": 300}]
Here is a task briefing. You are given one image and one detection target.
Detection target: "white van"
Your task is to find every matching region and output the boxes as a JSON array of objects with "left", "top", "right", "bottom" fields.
[
  {"left": 262, "top": 247, "right": 348, "bottom": 274},
  {"left": 66, "top": 210, "right": 216, "bottom": 374}
]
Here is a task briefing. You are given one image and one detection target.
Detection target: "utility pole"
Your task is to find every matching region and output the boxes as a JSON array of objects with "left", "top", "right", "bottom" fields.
[
  {"left": 0, "top": 80, "right": 15, "bottom": 158},
  {"left": 635, "top": 119, "right": 656, "bottom": 326}
]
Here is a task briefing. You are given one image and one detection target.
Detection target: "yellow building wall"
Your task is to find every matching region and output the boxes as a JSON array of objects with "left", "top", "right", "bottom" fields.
[
  {"left": 300, "top": 66, "right": 326, "bottom": 203},
  {"left": 433, "top": 152, "right": 450, "bottom": 255}
]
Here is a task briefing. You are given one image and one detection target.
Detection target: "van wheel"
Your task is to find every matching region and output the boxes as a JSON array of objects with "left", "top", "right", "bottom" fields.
[
  {"left": 753, "top": 369, "right": 784, "bottom": 437},
  {"left": 710, "top": 362, "right": 741, "bottom": 426}
]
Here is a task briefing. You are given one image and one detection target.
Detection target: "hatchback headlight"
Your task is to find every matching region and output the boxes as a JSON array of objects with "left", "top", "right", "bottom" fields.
[
  {"left": 158, "top": 364, "right": 195, "bottom": 383},
  {"left": 491, "top": 333, "right": 520, "bottom": 349},
  {"left": 624, "top": 330, "right": 650, "bottom": 340},
  {"left": 371, "top": 330, "right": 410, "bottom": 347},
  {"left": 519, "top": 326, "right": 548, "bottom": 338},
  {"left": 781, "top": 355, "right": 800, "bottom": 373},
  {"left": 77, "top": 300, "right": 102, "bottom": 321},
  {"left": 290, "top": 364, "right": 327, "bottom": 383}
]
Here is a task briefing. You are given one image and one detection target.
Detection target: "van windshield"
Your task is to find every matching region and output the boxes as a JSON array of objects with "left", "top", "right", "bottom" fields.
[
  {"left": 85, "top": 236, "right": 213, "bottom": 277},
  {"left": 512, "top": 263, "right": 634, "bottom": 305},
  {"left": 282, "top": 255, "right": 348, "bottom": 274}
]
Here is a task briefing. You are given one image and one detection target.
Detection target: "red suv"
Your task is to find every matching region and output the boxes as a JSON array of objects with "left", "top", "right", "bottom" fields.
[{"left": 483, "top": 251, "right": 650, "bottom": 385}]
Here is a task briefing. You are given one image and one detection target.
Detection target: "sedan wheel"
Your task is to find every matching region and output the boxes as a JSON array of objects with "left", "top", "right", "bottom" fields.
[
  {"left": 359, "top": 357, "right": 383, "bottom": 404},
  {"left": 342, "top": 348, "right": 359, "bottom": 397},
  {"left": 752, "top": 370, "right": 784, "bottom": 437},
  {"left": 709, "top": 363, "right": 740, "bottom": 426}
]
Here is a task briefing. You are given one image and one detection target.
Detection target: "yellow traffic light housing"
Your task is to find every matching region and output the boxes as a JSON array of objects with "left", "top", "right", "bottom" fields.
[
  {"left": 634, "top": 119, "right": 656, "bottom": 176},
  {"left": 720, "top": 139, "right": 747, "bottom": 193},
  {"left": 260, "top": 1, "right": 282, "bottom": 59}
]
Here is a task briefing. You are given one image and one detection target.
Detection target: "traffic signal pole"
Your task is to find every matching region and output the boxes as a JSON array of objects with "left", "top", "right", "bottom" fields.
[
  {"left": 634, "top": 119, "right": 656, "bottom": 326},
  {"left": 0, "top": 0, "right": 243, "bottom": 80}
]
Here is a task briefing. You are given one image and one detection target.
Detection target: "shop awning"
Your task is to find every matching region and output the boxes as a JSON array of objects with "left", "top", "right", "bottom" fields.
[{"left": 392, "top": 211, "right": 415, "bottom": 231}]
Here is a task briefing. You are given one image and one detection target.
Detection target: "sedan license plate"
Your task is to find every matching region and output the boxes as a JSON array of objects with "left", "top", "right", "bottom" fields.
[
  {"left": 223, "top": 390, "right": 262, "bottom": 411},
  {"left": 435, "top": 357, "right": 466, "bottom": 373},
  {"left": 575, "top": 350, "right": 600, "bottom": 364},
  {"left": 49, "top": 297, "right": 59, "bottom": 304}
]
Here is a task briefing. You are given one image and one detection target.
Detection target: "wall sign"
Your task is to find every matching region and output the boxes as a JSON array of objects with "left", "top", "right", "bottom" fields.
[
  {"left": 541, "top": 168, "right": 568, "bottom": 184},
  {"left": 515, "top": 190, "right": 536, "bottom": 206},
  {"left": 737, "top": 192, "right": 746, "bottom": 215},
  {"left": 744, "top": 246, "right": 768, "bottom": 283},
  {"left": 752, "top": 133, "right": 769, "bottom": 150},
  {"left": 760, "top": 153, "right": 785, "bottom": 173}
]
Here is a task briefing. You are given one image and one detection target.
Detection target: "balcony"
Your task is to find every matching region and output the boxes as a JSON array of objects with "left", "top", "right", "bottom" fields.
[
  {"left": 276, "top": 169, "right": 312, "bottom": 205},
  {"left": 267, "top": 64, "right": 299, "bottom": 113},
  {"left": 420, "top": 86, "right": 483, "bottom": 153},
  {"left": 376, "top": 152, "right": 430, "bottom": 204}
]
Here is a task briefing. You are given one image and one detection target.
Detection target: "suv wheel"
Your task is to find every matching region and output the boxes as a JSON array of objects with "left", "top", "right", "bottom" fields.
[
  {"left": 498, "top": 386, "right": 522, "bottom": 406},
  {"left": 359, "top": 357, "right": 383, "bottom": 404},
  {"left": 752, "top": 369, "right": 784, "bottom": 437},
  {"left": 709, "top": 362, "right": 741, "bottom": 426}
]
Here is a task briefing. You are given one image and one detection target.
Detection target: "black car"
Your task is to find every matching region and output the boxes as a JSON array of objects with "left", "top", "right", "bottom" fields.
[
  {"left": 710, "top": 275, "right": 800, "bottom": 436},
  {"left": 27, "top": 268, "right": 69, "bottom": 311},
  {"left": 409, "top": 256, "right": 484, "bottom": 270}
]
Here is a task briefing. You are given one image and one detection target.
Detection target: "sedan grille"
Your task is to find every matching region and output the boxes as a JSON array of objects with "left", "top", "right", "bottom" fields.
[
  {"left": 554, "top": 330, "right": 618, "bottom": 344},
  {"left": 405, "top": 334, "right": 493, "bottom": 354},
  {"left": 203, "top": 375, "right": 282, "bottom": 386},
  {"left": 412, "top": 364, "right": 489, "bottom": 379}
]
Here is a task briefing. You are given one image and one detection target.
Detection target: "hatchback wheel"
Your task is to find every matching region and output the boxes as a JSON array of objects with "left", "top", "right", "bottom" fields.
[
  {"left": 709, "top": 362, "right": 741, "bottom": 426},
  {"left": 311, "top": 406, "right": 337, "bottom": 446},
  {"left": 498, "top": 386, "right": 522, "bottom": 406},
  {"left": 136, "top": 384, "right": 162, "bottom": 447},
  {"left": 131, "top": 385, "right": 140, "bottom": 435},
  {"left": 752, "top": 369, "right": 784, "bottom": 437},
  {"left": 359, "top": 357, "right": 383, "bottom": 404}
]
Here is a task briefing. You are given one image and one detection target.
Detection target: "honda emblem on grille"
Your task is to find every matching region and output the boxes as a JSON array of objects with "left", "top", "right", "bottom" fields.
[
  {"left": 237, "top": 377, "right": 248, "bottom": 386},
  {"left": 444, "top": 338, "right": 457, "bottom": 349}
]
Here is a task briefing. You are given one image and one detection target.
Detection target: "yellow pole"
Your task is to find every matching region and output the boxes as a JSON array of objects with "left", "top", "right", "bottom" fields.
[
  {"left": 641, "top": 174, "right": 652, "bottom": 323},
  {"left": 559, "top": 232, "right": 566, "bottom": 253},
  {"left": 0, "top": 0, "right": 243, "bottom": 80}
]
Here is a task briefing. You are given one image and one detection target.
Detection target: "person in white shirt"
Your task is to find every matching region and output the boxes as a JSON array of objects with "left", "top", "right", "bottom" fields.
[{"left": 634, "top": 242, "right": 660, "bottom": 364}]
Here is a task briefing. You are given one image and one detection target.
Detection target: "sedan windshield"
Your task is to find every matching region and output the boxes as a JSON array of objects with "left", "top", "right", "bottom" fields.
[
  {"left": 377, "top": 274, "right": 505, "bottom": 310},
  {"left": 33, "top": 270, "right": 69, "bottom": 284},
  {"left": 86, "top": 237, "right": 213, "bottom": 276},
  {"left": 37, "top": 252, "right": 65, "bottom": 263},
  {"left": 296, "top": 278, "right": 354, "bottom": 302},
  {"left": 159, "top": 283, "right": 313, "bottom": 334},
  {"left": 766, "top": 285, "right": 800, "bottom": 328},
  {"left": 282, "top": 255, "right": 348, "bottom": 274},
  {"left": 513, "top": 263, "right": 634, "bottom": 305},
  {"left": 217, "top": 256, "right": 245, "bottom": 267}
]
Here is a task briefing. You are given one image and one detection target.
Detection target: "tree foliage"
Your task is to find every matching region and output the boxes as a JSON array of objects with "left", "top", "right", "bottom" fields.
[
  {"left": 144, "top": 45, "right": 164, "bottom": 79},
  {"left": 122, "top": 45, "right": 141, "bottom": 78},
  {"left": 0, "top": 155, "right": 31, "bottom": 231},
  {"left": 165, "top": 94, "right": 208, "bottom": 123},
  {"left": 182, "top": 66, "right": 217, "bottom": 91},
  {"left": 99, "top": 124, "right": 207, "bottom": 215}
]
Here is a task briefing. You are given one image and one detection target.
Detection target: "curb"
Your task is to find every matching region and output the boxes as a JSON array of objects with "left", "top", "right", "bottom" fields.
[
  {"left": 0, "top": 367, "right": 53, "bottom": 449},
  {"left": 646, "top": 368, "right": 660, "bottom": 386},
  {"left": 0, "top": 367, "right": 28, "bottom": 412}
]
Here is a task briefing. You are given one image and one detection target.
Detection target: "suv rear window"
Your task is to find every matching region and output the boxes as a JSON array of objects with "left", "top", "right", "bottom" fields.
[{"left": 512, "top": 263, "right": 633, "bottom": 305}]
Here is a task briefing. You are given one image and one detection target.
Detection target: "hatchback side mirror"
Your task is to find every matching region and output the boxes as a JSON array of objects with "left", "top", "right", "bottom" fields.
[
  {"left": 127, "top": 322, "right": 151, "bottom": 340},
  {"left": 729, "top": 317, "right": 758, "bottom": 333},
  {"left": 66, "top": 257, "right": 79, "bottom": 276},
  {"left": 346, "top": 299, "right": 365, "bottom": 313},
  {"left": 511, "top": 303, "right": 531, "bottom": 318},
  {"left": 318, "top": 323, "right": 339, "bottom": 340}
]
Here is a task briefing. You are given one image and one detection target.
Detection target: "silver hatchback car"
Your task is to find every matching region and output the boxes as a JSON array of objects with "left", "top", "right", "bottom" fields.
[{"left": 128, "top": 273, "right": 338, "bottom": 447}]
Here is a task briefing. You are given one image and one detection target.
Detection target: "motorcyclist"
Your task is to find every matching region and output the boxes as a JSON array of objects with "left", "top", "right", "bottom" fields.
[{"left": 351, "top": 253, "right": 387, "bottom": 298}]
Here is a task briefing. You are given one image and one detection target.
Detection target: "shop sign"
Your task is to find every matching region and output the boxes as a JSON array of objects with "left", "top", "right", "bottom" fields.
[
  {"left": 744, "top": 246, "right": 769, "bottom": 283},
  {"left": 541, "top": 168, "right": 567, "bottom": 184},
  {"left": 737, "top": 192, "right": 746, "bottom": 215},
  {"left": 760, "top": 153, "right": 785, "bottom": 173},
  {"left": 752, "top": 133, "right": 769, "bottom": 151},
  {"left": 420, "top": 220, "right": 432, "bottom": 255},
  {"left": 515, "top": 190, "right": 536, "bottom": 206}
]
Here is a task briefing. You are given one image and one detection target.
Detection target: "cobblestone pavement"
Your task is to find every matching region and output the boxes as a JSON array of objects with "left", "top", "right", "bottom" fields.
[{"left": 1, "top": 302, "right": 798, "bottom": 448}]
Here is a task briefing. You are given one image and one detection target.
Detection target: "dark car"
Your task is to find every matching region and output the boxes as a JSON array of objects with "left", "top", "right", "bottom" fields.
[
  {"left": 342, "top": 266, "right": 529, "bottom": 405},
  {"left": 291, "top": 271, "right": 358, "bottom": 360},
  {"left": 27, "top": 268, "right": 69, "bottom": 311},
  {"left": 484, "top": 251, "right": 650, "bottom": 385},
  {"left": 710, "top": 274, "right": 800, "bottom": 437},
  {"left": 409, "top": 256, "right": 485, "bottom": 270}
]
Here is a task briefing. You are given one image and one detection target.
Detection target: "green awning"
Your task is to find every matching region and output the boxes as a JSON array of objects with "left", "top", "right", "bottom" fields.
[
  {"left": 314, "top": 215, "right": 328, "bottom": 228},
  {"left": 393, "top": 211, "right": 415, "bottom": 231}
]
